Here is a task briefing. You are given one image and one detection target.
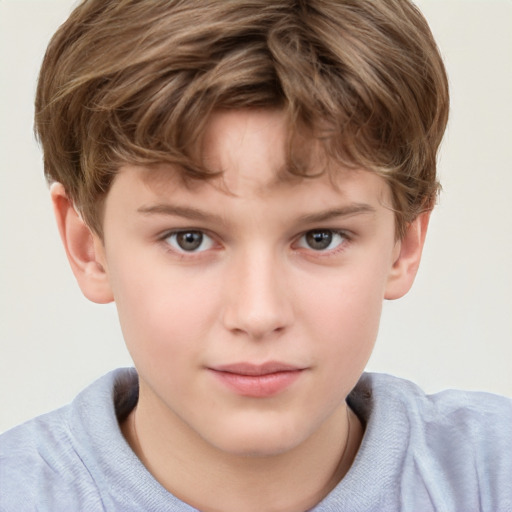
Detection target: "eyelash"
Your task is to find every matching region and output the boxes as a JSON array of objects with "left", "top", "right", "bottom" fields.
[
  {"left": 158, "top": 228, "right": 353, "bottom": 258},
  {"left": 161, "top": 230, "right": 217, "bottom": 255},
  {"left": 294, "top": 229, "right": 352, "bottom": 257}
]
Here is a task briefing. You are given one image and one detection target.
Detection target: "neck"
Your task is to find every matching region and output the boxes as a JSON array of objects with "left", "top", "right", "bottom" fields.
[{"left": 121, "top": 384, "right": 363, "bottom": 512}]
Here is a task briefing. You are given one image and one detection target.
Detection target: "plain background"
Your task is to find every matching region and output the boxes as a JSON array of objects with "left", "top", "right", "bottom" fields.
[{"left": 1, "top": 0, "right": 511, "bottom": 433}]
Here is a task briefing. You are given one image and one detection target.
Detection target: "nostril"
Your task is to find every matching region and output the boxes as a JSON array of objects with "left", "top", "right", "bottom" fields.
[{"left": 223, "top": 308, "right": 291, "bottom": 340}]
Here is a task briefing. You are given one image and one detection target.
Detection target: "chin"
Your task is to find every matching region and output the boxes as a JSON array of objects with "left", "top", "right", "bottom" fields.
[
  {"left": 216, "top": 437, "right": 301, "bottom": 458},
  {"left": 205, "top": 417, "right": 310, "bottom": 458}
]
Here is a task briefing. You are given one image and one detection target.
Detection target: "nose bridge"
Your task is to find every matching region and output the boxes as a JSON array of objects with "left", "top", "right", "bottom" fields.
[{"left": 222, "top": 245, "right": 292, "bottom": 339}]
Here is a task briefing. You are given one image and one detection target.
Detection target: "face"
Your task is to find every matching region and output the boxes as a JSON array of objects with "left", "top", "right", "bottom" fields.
[{"left": 94, "top": 109, "right": 403, "bottom": 457}]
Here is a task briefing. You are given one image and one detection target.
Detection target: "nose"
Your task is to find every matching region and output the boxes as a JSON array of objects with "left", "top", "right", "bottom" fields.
[{"left": 222, "top": 250, "right": 293, "bottom": 340}]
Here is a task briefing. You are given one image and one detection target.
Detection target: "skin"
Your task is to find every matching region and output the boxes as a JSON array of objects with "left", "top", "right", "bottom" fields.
[{"left": 52, "top": 109, "right": 429, "bottom": 512}]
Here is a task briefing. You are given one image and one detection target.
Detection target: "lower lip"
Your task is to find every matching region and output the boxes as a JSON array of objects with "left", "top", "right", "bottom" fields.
[{"left": 210, "top": 370, "right": 303, "bottom": 398}]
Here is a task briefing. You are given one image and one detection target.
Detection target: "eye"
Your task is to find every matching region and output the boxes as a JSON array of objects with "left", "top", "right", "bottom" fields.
[
  {"left": 297, "top": 229, "right": 347, "bottom": 251},
  {"left": 164, "top": 230, "right": 214, "bottom": 253}
]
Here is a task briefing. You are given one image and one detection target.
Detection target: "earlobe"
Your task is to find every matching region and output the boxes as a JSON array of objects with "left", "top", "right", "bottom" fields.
[
  {"left": 384, "top": 211, "right": 430, "bottom": 300},
  {"left": 51, "top": 183, "right": 114, "bottom": 304}
]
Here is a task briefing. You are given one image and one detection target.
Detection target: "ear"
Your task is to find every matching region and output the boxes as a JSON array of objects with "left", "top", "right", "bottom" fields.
[
  {"left": 51, "top": 183, "right": 114, "bottom": 304},
  {"left": 384, "top": 211, "right": 430, "bottom": 300}
]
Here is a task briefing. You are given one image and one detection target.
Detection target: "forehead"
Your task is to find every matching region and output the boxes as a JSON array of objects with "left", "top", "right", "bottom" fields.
[
  {"left": 193, "top": 108, "right": 318, "bottom": 196},
  {"left": 136, "top": 109, "right": 388, "bottom": 202}
]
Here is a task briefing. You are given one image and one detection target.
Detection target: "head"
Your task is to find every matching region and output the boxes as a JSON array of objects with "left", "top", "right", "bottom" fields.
[
  {"left": 37, "top": 0, "right": 449, "bottom": 465},
  {"left": 35, "top": 0, "right": 448, "bottom": 240}
]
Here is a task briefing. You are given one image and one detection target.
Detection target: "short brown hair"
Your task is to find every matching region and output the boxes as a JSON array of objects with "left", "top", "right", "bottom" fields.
[{"left": 35, "top": 0, "right": 449, "bottom": 237}]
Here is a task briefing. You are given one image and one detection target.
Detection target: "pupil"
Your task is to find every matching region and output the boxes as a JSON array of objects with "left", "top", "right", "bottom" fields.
[
  {"left": 177, "top": 231, "right": 203, "bottom": 251},
  {"left": 306, "top": 230, "right": 332, "bottom": 250}
]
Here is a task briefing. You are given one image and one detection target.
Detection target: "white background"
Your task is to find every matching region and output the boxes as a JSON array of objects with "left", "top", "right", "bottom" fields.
[{"left": 1, "top": 0, "right": 511, "bottom": 433}]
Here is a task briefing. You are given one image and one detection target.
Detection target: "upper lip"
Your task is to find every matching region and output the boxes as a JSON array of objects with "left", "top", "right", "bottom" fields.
[{"left": 209, "top": 362, "right": 304, "bottom": 376}]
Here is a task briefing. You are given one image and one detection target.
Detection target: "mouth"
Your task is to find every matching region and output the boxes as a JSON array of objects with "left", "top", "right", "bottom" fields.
[{"left": 207, "top": 362, "right": 306, "bottom": 398}]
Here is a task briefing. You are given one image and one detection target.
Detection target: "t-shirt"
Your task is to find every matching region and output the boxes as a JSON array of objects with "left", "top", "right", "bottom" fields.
[{"left": 1, "top": 368, "right": 511, "bottom": 511}]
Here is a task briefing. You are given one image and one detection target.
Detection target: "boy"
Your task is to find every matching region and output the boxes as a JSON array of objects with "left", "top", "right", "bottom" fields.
[{"left": 1, "top": 1, "right": 511, "bottom": 511}]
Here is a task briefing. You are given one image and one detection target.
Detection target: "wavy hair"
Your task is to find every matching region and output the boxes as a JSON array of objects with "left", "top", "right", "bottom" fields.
[{"left": 35, "top": 0, "right": 449, "bottom": 237}]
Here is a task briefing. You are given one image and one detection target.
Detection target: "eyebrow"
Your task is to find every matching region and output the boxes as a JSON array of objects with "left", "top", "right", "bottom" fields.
[
  {"left": 137, "top": 204, "right": 224, "bottom": 224},
  {"left": 137, "top": 202, "right": 376, "bottom": 224},
  {"left": 296, "top": 203, "right": 376, "bottom": 224}
]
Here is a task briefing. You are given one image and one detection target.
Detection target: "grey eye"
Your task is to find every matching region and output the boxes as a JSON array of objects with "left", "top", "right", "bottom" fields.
[
  {"left": 176, "top": 231, "right": 203, "bottom": 251},
  {"left": 305, "top": 230, "right": 334, "bottom": 250},
  {"left": 297, "top": 229, "right": 347, "bottom": 251},
  {"left": 165, "top": 231, "right": 214, "bottom": 253}
]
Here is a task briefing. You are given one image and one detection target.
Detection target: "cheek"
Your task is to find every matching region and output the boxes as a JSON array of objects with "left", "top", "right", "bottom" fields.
[
  {"left": 300, "top": 261, "right": 388, "bottom": 363},
  {"left": 305, "top": 260, "right": 386, "bottom": 322},
  {"left": 108, "top": 259, "right": 219, "bottom": 364},
  {"left": 310, "top": 286, "right": 382, "bottom": 406}
]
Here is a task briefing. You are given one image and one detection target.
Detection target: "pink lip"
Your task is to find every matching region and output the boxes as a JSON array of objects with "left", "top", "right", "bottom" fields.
[{"left": 208, "top": 362, "right": 305, "bottom": 398}]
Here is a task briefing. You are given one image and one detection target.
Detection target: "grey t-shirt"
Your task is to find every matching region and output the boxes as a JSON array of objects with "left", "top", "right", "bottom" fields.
[{"left": 1, "top": 368, "right": 511, "bottom": 511}]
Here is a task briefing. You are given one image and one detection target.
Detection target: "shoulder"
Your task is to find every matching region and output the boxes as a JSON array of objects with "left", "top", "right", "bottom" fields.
[
  {"left": 0, "top": 404, "right": 101, "bottom": 511},
  {"left": 348, "top": 373, "right": 512, "bottom": 512},
  {"left": 0, "top": 368, "right": 137, "bottom": 512},
  {"left": 358, "top": 372, "right": 512, "bottom": 441}
]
